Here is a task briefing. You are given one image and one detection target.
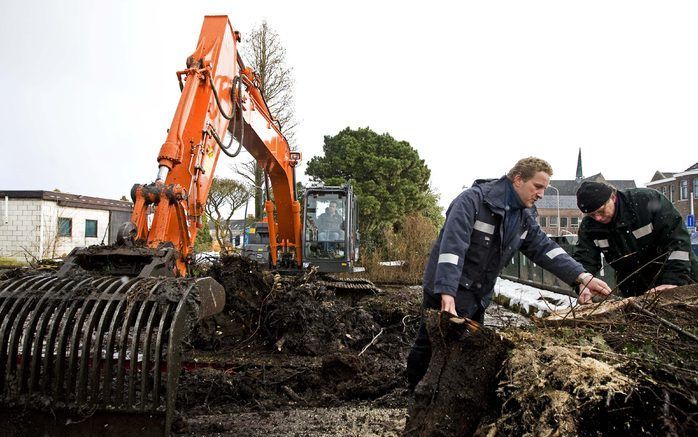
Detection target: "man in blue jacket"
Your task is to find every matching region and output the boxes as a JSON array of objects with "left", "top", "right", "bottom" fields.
[{"left": 406, "top": 157, "right": 612, "bottom": 390}]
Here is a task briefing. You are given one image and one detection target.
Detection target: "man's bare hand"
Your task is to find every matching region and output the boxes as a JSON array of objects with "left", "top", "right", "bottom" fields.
[
  {"left": 647, "top": 284, "right": 677, "bottom": 293},
  {"left": 440, "top": 294, "right": 458, "bottom": 316},
  {"left": 577, "top": 274, "right": 612, "bottom": 305},
  {"left": 578, "top": 287, "right": 594, "bottom": 304}
]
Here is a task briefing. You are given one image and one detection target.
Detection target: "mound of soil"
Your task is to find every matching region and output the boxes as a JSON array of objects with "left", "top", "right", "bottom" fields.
[{"left": 178, "top": 255, "right": 420, "bottom": 422}]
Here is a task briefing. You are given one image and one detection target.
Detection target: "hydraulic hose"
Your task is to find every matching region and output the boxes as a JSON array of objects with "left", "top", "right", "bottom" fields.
[
  {"left": 210, "top": 74, "right": 237, "bottom": 121},
  {"left": 208, "top": 124, "right": 243, "bottom": 158},
  {"left": 209, "top": 74, "right": 245, "bottom": 157}
]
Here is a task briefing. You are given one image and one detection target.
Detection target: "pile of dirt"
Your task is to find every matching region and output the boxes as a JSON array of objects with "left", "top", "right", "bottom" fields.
[{"left": 178, "top": 255, "right": 421, "bottom": 416}]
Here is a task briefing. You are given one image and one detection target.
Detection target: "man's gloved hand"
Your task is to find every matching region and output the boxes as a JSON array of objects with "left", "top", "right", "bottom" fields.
[
  {"left": 576, "top": 272, "right": 612, "bottom": 305},
  {"left": 440, "top": 294, "right": 458, "bottom": 316}
]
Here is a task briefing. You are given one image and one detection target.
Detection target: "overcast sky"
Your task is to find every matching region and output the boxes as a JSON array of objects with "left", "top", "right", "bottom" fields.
[{"left": 1, "top": 0, "right": 696, "bottom": 214}]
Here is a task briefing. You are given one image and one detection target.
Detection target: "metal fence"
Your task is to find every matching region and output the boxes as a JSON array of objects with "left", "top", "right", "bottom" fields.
[{"left": 500, "top": 235, "right": 616, "bottom": 297}]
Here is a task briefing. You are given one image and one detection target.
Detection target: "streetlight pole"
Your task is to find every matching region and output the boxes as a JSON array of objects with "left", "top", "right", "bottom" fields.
[{"left": 548, "top": 184, "right": 560, "bottom": 236}]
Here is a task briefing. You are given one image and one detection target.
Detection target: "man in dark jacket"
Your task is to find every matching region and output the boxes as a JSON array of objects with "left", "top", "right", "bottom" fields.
[
  {"left": 573, "top": 181, "right": 698, "bottom": 302},
  {"left": 406, "top": 157, "right": 612, "bottom": 389}
]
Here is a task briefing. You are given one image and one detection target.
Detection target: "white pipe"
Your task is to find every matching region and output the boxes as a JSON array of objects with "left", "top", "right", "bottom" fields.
[
  {"left": 4, "top": 196, "right": 7, "bottom": 225},
  {"left": 548, "top": 185, "right": 560, "bottom": 236}
]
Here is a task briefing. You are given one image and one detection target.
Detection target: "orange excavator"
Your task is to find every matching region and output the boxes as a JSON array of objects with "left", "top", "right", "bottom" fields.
[{"left": 0, "top": 15, "right": 315, "bottom": 436}]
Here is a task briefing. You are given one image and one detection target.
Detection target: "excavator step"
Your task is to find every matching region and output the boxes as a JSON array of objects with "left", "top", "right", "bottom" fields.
[{"left": 0, "top": 271, "right": 224, "bottom": 436}]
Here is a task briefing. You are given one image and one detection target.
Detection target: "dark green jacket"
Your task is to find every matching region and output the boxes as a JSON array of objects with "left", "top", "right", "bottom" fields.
[{"left": 574, "top": 188, "right": 698, "bottom": 296}]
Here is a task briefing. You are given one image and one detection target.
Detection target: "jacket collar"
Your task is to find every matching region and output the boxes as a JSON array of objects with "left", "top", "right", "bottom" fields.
[
  {"left": 473, "top": 176, "right": 507, "bottom": 213},
  {"left": 474, "top": 176, "right": 530, "bottom": 216},
  {"left": 611, "top": 190, "right": 637, "bottom": 228}
]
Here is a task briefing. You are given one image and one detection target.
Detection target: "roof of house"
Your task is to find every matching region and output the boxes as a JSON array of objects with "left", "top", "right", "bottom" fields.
[
  {"left": 537, "top": 174, "right": 636, "bottom": 210},
  {"left": 651, "top": 171, "right": 677, "bottom": 181},
  {"left": 0, "top": 190, "right": 133, "bottom": 212},
  {"left": 536, "top": 195, "right": 579, "bottom": 209},
  {"left": 545, "top": 174, "right": 636, "bottom": 196},
  {"left": 647, "top": 162, "right": 698, "bottom": 185}
]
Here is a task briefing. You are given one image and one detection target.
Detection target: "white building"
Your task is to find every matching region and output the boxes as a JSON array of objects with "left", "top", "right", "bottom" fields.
[{"left": 0, "top": 191, "right": 132, "bottom": 263}]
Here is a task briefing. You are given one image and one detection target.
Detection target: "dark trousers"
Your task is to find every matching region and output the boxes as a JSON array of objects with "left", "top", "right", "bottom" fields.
[{"left": 406, "top": 290, "right": 485, "bottom": 390}]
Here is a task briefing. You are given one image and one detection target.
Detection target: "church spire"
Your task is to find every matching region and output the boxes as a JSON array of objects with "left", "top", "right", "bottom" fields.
[{"left": 575, "top": 147, "right": 584, "bottom": 182}]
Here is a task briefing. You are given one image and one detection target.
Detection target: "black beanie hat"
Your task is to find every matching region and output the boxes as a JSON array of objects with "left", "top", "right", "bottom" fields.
[{"left": 576, "top": 181, "right": 613, "bottom": 213}]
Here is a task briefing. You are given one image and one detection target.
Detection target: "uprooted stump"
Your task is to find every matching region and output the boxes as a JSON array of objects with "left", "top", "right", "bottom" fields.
[
  {"left": 482, "top": 284, "right": 698, "bottom": 436},
  {"left": 404, "top": 311, "right": 512, "bottom": 437},
  {"left": 405, "top": 286, "right": 698, "bottom": 436}
]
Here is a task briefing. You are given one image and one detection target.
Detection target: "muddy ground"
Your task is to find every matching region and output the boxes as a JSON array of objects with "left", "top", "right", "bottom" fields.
[
  {"left": 178, "top": 257, "right": 697, "bottom": 436},
  {"left": 177, "top": 256, "right": 529, "bottom": 436},
  {"left": 4, "top": 254, "right": 693, "bottom": 436}
]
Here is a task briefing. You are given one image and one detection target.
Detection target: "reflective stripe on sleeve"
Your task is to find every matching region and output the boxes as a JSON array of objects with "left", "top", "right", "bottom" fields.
[
  {"left": 473, "top": 220, "right": 495, "bottom": 235},
  {"left": 668, "top": 251, "right": 690, "bottom": 261},
  {"left": 546, "top": 247, "right": 566, "bottom": 259},
  {"left": 632, "top": 223, "right": 654, "bottom": 239},
  {"left": 438, "top": 253, "right": 459, "bottom": 265}
]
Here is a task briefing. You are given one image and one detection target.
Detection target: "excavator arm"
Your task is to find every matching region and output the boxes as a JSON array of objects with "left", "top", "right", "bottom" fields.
[{"left": 130, "top": 15, "right": 302, "bottom": 274}]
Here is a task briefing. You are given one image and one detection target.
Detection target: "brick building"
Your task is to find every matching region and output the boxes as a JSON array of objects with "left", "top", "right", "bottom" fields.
[
  {"left": 536, "top": 150, "right": 636, "bottom": 236},
  {"left": 0, "top": 191, "right": 132, "bottom": 262},
  {"left": 645, "top": 163, "right": 698, "bottom": 225}
]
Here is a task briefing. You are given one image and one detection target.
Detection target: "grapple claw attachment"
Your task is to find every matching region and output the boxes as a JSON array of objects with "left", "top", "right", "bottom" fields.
[{"left": 0, "top": 271, "right": 224, "bottom": 436}]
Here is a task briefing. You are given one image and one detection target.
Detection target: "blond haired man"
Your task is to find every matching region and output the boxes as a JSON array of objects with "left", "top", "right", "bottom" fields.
[{"left": 407, "top": 157, "right": 611, "bottom": 390}]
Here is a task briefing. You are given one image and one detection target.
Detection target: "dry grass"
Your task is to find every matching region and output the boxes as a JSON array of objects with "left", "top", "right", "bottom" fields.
[
  {"left": 364, "top": 214, "right": 438, "bottom": 284},
  {"left": 0, "top": 257, "right": 26, "bottom": 268}
]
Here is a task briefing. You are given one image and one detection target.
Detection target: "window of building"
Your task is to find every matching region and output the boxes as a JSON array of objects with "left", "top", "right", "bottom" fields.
[
  {"left": 540, "top": 216, "right": 547, "bottom": 227},
  {"left": 57, "top": 217, "right": 72, "bottom": 237},
  {"left": 660, "top": 186, "right": 666, "bottom": 197},
  {"left": 694, "top": 178, "right": 698, "bottom": 199},
  {"left": 670, "top": 185, "right": 675, "bottom": 202},
  {"left": 85, "top": 219, "right": 98, "bottom": 238},
  {"left": 561, "top": 217, "right": 568, "bottom": 227},
  {"left": 549, "top": 216, "right": 558, "bottom": 226},
  {"left": 571, "top": 217, "right": 580, "bottom": 228},
  {"left": 680, "top": 180, "right": 688, "bottom": 200}
]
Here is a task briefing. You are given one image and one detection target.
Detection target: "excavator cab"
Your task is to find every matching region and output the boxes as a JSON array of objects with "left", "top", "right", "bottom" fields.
[
  {"left": 302, "top": 185, "right": 360, "bottom": 273},
  {"left": 240, "top": 222, "right": 271, "bottom": 267}
]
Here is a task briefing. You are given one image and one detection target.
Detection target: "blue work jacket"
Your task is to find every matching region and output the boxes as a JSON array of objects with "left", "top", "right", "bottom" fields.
[{"left": 423, "top": 176, "right": 585, "bottom": 316}]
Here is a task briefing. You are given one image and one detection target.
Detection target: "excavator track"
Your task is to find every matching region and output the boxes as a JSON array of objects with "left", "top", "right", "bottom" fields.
[
  {"left": 317, "top": 275, "right": 382, "bottom": 294},
  {"left": 0, "top": 270, "right": 223, "bottom": 436}
]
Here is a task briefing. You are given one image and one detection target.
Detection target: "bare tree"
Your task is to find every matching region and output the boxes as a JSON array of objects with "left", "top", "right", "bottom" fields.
[
  {"left": 205, "top": 178, "right": 250, "bottom": 252},
  {"left": 237, "top": 21, "right": 297, "bottom": 219}
]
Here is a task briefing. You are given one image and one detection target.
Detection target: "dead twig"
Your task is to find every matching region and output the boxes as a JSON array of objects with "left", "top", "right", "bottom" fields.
[
  {"left": 281, "top": 385, "right": 305, "bottom": 402},
  {"left": 627, "top": 301, "right": 698, "bottom": 342},
  {"left": 358, "top": 328, "right": 384, "bottom": 356}
]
